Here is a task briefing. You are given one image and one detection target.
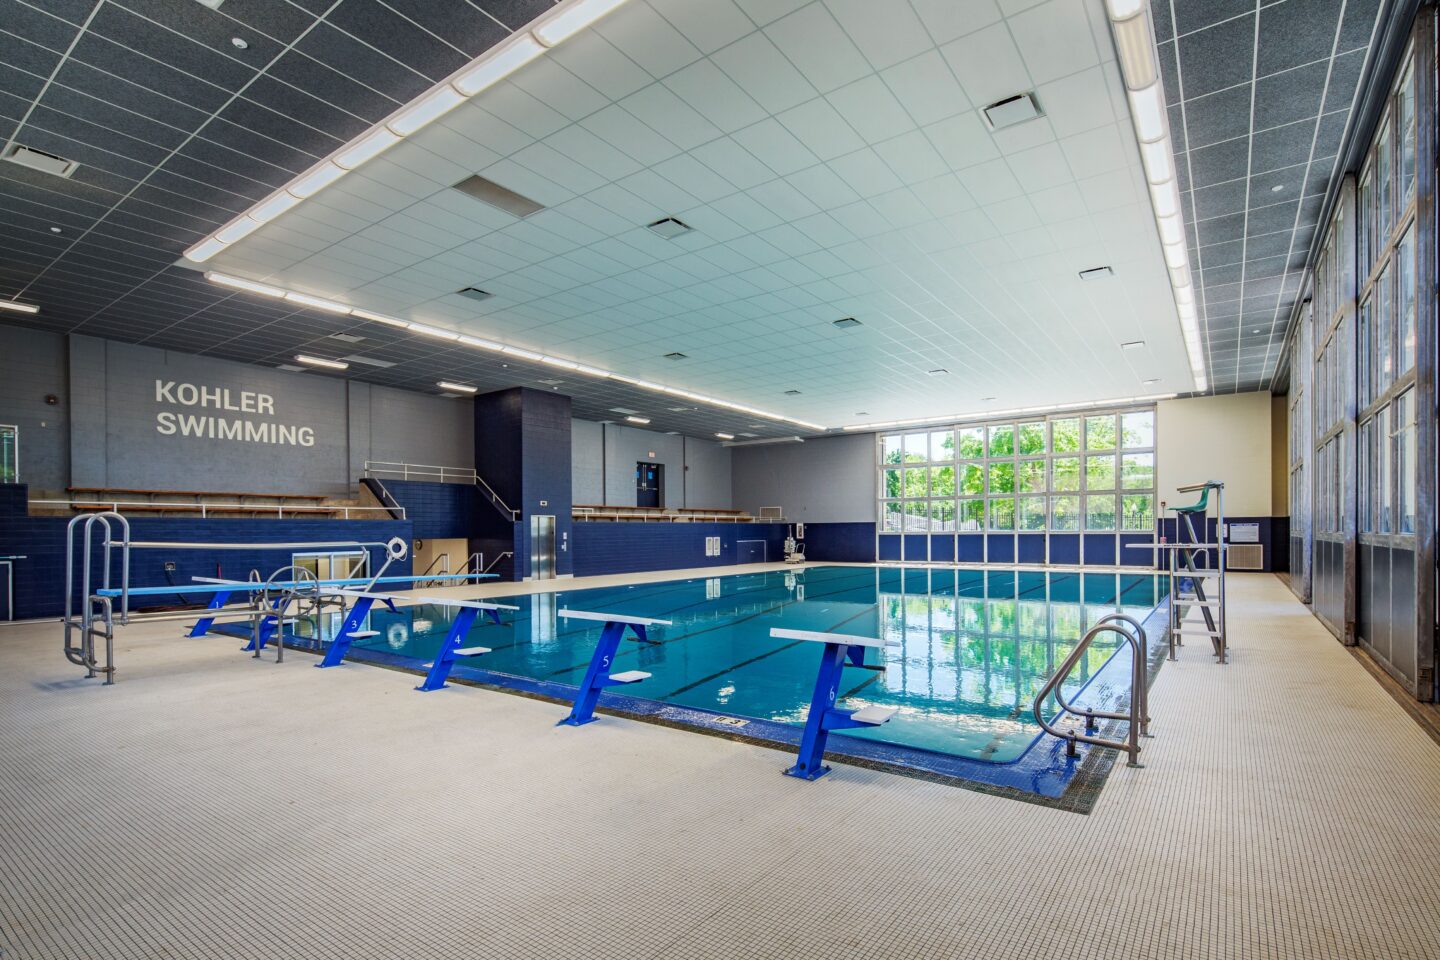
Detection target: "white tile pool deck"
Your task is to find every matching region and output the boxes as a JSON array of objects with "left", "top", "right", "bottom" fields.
[{"left": 4, "top": 568, "right": 1440, "bottom": 959}]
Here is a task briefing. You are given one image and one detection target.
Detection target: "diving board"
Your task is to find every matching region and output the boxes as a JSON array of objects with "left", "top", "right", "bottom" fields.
[
  {"left": 556, "top": 610, "right": 671, "bottom": 727},
  {"left": 778, "top": 627, "right": 900, "bottom": 781}
]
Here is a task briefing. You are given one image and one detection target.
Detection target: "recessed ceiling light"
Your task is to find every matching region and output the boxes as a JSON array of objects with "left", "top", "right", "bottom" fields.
[
  {"left": 715, "top": 432, "right": 735, "bottom": 440},
  {"left": 832, "top": 317, "right": 862, "bottom": 329},
  {"left": 610, "top": 407, "right": 638, "bottom": 415},
  {"left": 981, "top": 396, "right": 998, "bottom": 402},
  {"left": 453, "top": 175, "right": 544, "bottom": 217},
  {"left": 927, "top": 368, "right": 949, "bottom": 376},
  {"left": 49, "top": 226, "right": 61, "bottom": 234},
  {"left": 1251, "top": 328, "right": 1260, "bottom": 334},
  {"left": 1142, "top": 378, "right": 1161, "bottom": 385},
  {"left": 0, "top": 300, "right": 39, "bottom": 315},
  {"left": 1121, "top": 340, "right": 1146, "bottom": 350},
  {"left": 739, "top": 432, "right": 758, "bottom": 438},
  {"left": 231, "top": 36, "right": 248, "bottom": 49},
  {"left": 981, "top": 92, "right": 1042, "bottom": 130},
  {"left": 1078, "top": 266, "right": 1113, "bottom": 281},
  {"left": 855, "top": 411, "right": 868, "bottom": 416},
  {"left": 664, "top": 351, "right": 688, "bottom": 360},
  {"left": 625, "top": 416, "right": 650, "bottom": 424},
  {"left": 457, "top": 286, "right": 493, "bottom": 302},
  {"left": 294, "top": 354, "right": 348, "bottom": 370},
  {"left": 783, "top": 389, "right": 801, "bottom": 395},
  {"left": 1270, "top": 184, "right": 1285, "bottom": 192},
  {"left": 646, "top": 217, "right": 692, "bottom": 239},
  {"left": 437, "top": 381, "right": 477, "bottom": 394}
]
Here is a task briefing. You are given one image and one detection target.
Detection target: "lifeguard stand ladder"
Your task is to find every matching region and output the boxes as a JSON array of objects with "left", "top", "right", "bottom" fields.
[{"left": 1168, "top": 480, "right": 1227, "bottom": 664}]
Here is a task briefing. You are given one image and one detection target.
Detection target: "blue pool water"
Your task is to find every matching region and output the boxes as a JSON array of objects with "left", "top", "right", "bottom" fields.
[{"left": 328, "top": 566, "right": 1165, "bottom": 766}]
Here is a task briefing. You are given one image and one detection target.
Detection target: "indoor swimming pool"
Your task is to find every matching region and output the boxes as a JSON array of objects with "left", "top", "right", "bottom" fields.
[{"left": 324, "top": 566, "right": 1167, "bottom": 771}]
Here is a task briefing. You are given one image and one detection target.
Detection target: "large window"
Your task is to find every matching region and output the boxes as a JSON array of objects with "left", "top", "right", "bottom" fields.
[{"left": 879, "top": 407, "right": 1156, "bottom": 534}]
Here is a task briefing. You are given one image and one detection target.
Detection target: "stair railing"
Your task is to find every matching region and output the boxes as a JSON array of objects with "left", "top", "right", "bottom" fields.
[{"left": 1032, "top": 615, "right": 1149, "bottom": 768}]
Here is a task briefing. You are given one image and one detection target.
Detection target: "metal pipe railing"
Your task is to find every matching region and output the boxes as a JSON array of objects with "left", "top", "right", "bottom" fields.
[
  {"left": 35, "top": 499, "right": 401, "bottom": 519},
  {"left": 362, "top": 460, "right": 518, "bottom": 521},
  {"left": 1032, "top": 618, "right": 1148, "bottom": 768}
]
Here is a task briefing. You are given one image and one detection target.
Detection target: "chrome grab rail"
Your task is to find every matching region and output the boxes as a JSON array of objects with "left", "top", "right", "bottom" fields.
[
  {"left": 62, "top": 511, "right": 130, "bottom": 684},
  {"left": 482, "top": 551, "right": 512, "bottom": 574},
  {"left": 1032, "top": 615, "right": 1149, "bottom": 768}
]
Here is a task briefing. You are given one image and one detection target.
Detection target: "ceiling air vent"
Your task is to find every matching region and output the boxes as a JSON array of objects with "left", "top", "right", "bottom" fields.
[
  {"left": 457, "top": 286, "right": 493, "bottom": 302},
  {"left": 832, "top": 317, "right": 862, "bottom": 329},
  {"left": 453, "top": 175, "right": 544, "bottom": 218},
  {"left": 783, "top": 389, "right": 801, "bottom": 395},
  {"left": 329, "top": 332, "right": 365, "bottom": 343},
  {"left": 3, "top": 144, "right": 79, "bottom": 179},
  {"left": 1078, "top": 266, "right": 1114, "bottom": 281},
  {"left": 664, "top": 351, "right": 688, "bottom": 360},
  {"left": 647, "top": 217, "right": 692, "bottom": 239},
  {"left": 981, "top": 93, "right": 1042, "bottom": 130}
]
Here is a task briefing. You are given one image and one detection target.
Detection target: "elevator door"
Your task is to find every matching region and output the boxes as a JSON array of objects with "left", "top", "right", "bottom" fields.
[{"left": 530, "top": 515, "right": 556, "bottom": 580}]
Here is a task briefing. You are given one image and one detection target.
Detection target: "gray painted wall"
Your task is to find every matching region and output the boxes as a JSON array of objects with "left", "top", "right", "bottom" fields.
[
  {"left": 570, "top": 419, "right": 732, "bottom": 508},
  {"left": 0, "top": 324, "right": 68, "bottom": 494},
  {"left": 0, "top": 331, "right": 474, "bottom": 497},
  {"left": 731, "top": 433, "right": 877, "bottom": 523}
]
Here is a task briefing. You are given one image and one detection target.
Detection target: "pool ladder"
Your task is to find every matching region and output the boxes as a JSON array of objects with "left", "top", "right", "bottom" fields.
[{"left": 1032, "top": 614, "right": 1150, "bottom": 768}]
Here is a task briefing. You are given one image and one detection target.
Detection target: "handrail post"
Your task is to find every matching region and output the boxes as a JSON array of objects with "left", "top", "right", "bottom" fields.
[{"left": 1032, "top": 621, "right": 1146, "bottom": 768}]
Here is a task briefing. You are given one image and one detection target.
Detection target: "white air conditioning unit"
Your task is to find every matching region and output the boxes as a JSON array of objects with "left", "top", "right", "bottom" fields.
[{"left": 3, "top": 144, "right": 78, "bottom": 179}]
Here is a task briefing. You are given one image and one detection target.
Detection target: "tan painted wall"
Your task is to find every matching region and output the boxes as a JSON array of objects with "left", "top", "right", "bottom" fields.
[
  {"left": 1156, "top": 393, "right": 1274, "bottom": 517},
  {"left": 412, "top": 537, "right": 470, "bottom": 578},
  {"left": 1271, "top": 394, "right": 1289, "bottom": 514}
]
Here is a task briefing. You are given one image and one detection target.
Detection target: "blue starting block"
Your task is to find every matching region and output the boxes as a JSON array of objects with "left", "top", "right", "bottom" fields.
[
  {"left": 776, "top": 627, "right": 899, "bottom": 781},
  {"left": 317, "top": 591, "right": 400, "bottom": 668},
  {"left": 555, "top": 609, "right": 672, "bottom": 727},
  {"left": 414, "top": 597, "right": 517, "bottom": 692}
]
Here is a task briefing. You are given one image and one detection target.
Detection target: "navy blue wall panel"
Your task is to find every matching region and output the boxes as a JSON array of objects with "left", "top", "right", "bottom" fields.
[
  {"left": 570, "top": 523, "right": 787, "bottom": 576},
  {"left": 802, "top": 522, "right": 875, "bottom": 562},
  {"left": 1049, "top": 534, "right": 1080, "bottom": 565},
  {"left": 877, "top": 535, "right": 901, "bottom": 561},
  {"left": 380, "top": 479, "right": 475, "bottom": 540},
  {"left": 0, "top": 485, "right": 412, "bottom": 620},
  {"left": 902, "top": 534, "right": 927, "bottom": 560},
  {"left": 1083, "top": 535, "right": 1116, "bottom": 565},
  {"left": 987, "top": 535, "right": 1014, "bottom": 564},
  {"left": 1016, "top": 534, "right": 1045, "bottom": 564},
  {"left": 929, "top": 534, "right": 954, "bottom": 562},
  {"left": 957, "top": 534, "right": 984, "bottom": 562}
]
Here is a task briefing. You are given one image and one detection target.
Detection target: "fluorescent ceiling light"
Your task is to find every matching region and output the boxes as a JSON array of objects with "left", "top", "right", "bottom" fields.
[
  {"left": 335, "top": 128, "right": 401, "bottom": 169},
  {"left": 0, "top": 299, "right": 39, "bottom": 314},
  {"left": 295, "top": 354, "right": 349, "bottom": 370},
  {"left": 540, "top": 355, "right": 579, "bottom": 369},
  {"left": 438, "top": 381, "right": 478, "bottom": 393},
  {"left": 215, "top": 217, "right": 262, "bottom": 244},
  {"left": 454, "top": 33, "right": 545, "bottom": 94},
  {"left": 715, "top": 432, "right": 735, "bottom": 440},
  {"left": 533, "top": 0, "right": 630, "bottom": 46},
  {"left": 288, "top": 162, "right": 347, "bottom": 199},
  {"left": 182, "top": 236, "right": 228, "bottom": 263},
  {"left": 284, "top": 291, "right": 351, "bottom": 314},
  {"left": 352, "top": 308, "right": 410, "bottom": 328},
  {"left": 1121, "top": 340, "right": 1145, "bottom": 350},
  {"left": 1163, "top": 242, "right": 1188, "bottom": 269},
  {"left": 625, "top": 416, "right": 650, "bottom": 425},
  {"left": 387, "top": 84, "right": 467, "bottom": 136},
  {"left": 1139, "top": 138, "right": 1173, "bottom": 184},
  {"left": 1109, "top": 7, "right": 1156, "bottom": 89},
  {"left": 500, "top": 345, "right": 544, "bottom": 361},
  {"left": 1105, "top": 0, "right": 1145, "bottom": 17},
  {"left": 1156, "top": 214, "right": 1183, "bottom": 245},
  {"left": 248, "top": 190, "right": 302, "bottom": 223},
  {"left": 206, "top": 271, "right": 284, "bottom": 298},
  {"left": 1127, "top": 85, "right": 1165, "bottom": 142},
  {"left": 1150, "top": 181, "right": 1180, "bottom": 218}
]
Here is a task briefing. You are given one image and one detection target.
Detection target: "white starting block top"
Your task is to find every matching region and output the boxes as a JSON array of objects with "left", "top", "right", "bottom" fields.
[
  {"left": 452, "top": 646, "right": 492, "bottom": 656},
  {"left": 849, "top": 705, "right": 899, "bottom": 725},
  {"left": 770, "top": 627, "right": 891, "bottom": 648},
  {"left": 607, "top": 670, "right": 652, "bottom": 683},
  {"left": 557, "top": 609, "right": 672, "bottom": 626},
  {"left": 333, "top": 589, "right": 518, "bottom": 611}
]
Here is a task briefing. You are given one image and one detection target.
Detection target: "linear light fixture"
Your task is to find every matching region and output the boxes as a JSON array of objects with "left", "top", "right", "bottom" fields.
[
  {"left": 0, "top": 299, "right": 40, "bottom": 314},
  {"left": 625, "top": 416, "right": 651, "bottom": 425},
  {"left": 840, "top": 393, "right": 1179, "bottom": 432},
  {"left": 438, "top": 381, "right": 478, "bottom": 394},
  {"left": 295, "top": 354, "right": 349, "bottom": 370},
  {"left": 715, "top": 432, "right": 735, "bottom": 440},
  {"left": 181, "top": 0, "right": 633, "bottom": 265},
  {"left": 201, "top": 271, "right": 826, "bottom": 432},
  {"left": 1105, "top": 0, "right": 1206, "bottom": 393}
]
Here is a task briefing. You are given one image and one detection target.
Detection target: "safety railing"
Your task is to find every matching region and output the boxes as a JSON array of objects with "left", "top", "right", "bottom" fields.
[
  {"left": 33, "top": 499, "right": 402, "bottom": 520},
  {"left": 482, "top": 551, "right": 512, "bottom": 574},
  {"left": 363, "top": 461, "right": 519, "bottom": 522},
  {"left": 1032, "top": 613, "right": 1150, "bottom": 768}
]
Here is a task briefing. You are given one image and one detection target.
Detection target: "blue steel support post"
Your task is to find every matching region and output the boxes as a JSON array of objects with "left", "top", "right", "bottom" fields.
[
  {"left": 317, "top": 595, "right": 377, "bottom": 668},
  {"left": 559, "top": 621, "right": 646, "bottom": 726},
  {"left": 416, "top": 606, "right": 484, "bottom": 691},
  {"left": 188, "top": 589, "right": 233, "bottom": 638},
  {"left": 784, "top": 640, "right": 884, "bottom": 781}
]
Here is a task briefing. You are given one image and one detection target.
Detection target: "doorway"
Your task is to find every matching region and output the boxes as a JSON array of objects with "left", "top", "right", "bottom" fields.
[
  {"left": 530, "top": 515, "right": 556, "bottom": 580},
  {"left": 292, "top": 550, "right": 368, "bottom": 582},
  {"left": 636, "top": 461, "right": 662, "bottom": 508}
]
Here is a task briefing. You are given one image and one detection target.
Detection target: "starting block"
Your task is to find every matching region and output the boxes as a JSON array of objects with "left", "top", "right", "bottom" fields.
[
  {"left": 775, "top": 627, "right": 899, "bottom": 781},
  {"left": 555, "top": 609, "right": 672, "bottom": 726},
  {"left": 414, "top": 598, "right": 516, "bottom": 692}
]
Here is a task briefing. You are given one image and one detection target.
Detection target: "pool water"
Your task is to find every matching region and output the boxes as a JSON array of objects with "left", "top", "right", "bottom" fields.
[{"left": 333, "top": 566, "right": 1165, "bottom": 765}]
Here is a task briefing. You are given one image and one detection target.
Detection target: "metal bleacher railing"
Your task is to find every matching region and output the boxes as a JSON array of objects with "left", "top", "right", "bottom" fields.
[
  {"left": 32, "top": 498, "right": 401, "bottom": 519},
  {"left": 362, "top": 461, "right": 518, "bottom": 522}
]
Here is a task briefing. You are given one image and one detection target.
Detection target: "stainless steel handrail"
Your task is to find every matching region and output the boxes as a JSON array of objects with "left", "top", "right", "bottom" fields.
[
  {"left": 1032, "top": 618, "right": 1148, "bottom": 768},
  {"left": 362, "top": 460, "right": 519, "bottom": 521},
  {"left": 35, "top": 499, "right": 398, "bottom": 519},
  {"left": 482, "top": 551, "right": 512, "bottom": 574}
]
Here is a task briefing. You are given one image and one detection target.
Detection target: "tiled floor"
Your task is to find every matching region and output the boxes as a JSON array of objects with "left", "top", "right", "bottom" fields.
[{"left": 3, "top": 570, "right": 1440, "bottom": 959}]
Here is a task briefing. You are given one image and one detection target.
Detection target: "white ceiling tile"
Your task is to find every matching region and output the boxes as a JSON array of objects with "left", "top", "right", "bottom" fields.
[
  {"left": 825, "top": 75, "right": 915, "bottom": 144},
  {"left": 507, "top": 57, "right": 610, "bottom": 122},
  {"left": 878, "top": 50, "right": 970, "bottom": 127},
  {"left": 707, "top": 192, "right": 785, "bottom": 232},
  {"left": 1008, "top": 0, "right": 1102, "bottom": 86},
  {"left": 614, "top": 86, "right": 717, "bottom": 153},
  {"left": 924, "top": 111, "right": 1000, "bottom": 170},
  {"left": 982, "top": 196, "right": 1042, "bottom": 234},
  {"left": 477, "top": 157, "right": 576, "bottom": 209},
  {"left": 710, "top": 32, "right": 818, "bottom": 114},
  {"left": 941, "top": 22, "right": 1033, "bottom": 109},
  {"left": 1029, "top": 182, "right": 1089, "bottom": 222},
  {"left": 828, "top": 147, "right": 903, "bottom": 198},
  {"left": 615, "top": 168, "right": 703, "bottom": 216},
  {"left": 870, "top": 186, "right": 932, "bottom": 229},
  {"left": 1034, "top": 66, "right": 1117, "bottom": 138},
  {"left": 662, "top": 60, "right": 768, "bottom": 133},
  {"left": 873, "top": 129, "right": 949, "bottom": 184},
  {"left": 511, "top": 142, "right": 610, "bottom": 195},
  {"left": 477, "top": 83, "right": 571, "bottom": 139},
  {"left": 691, "top": 137, "right": 777, "bottom": 190},
  {"left": 764, "top": 4, "right": 871, "bottom": 93},
  {"left": 653, "top": 153, "right": 737, "bottom": 202},
  {"left": 647, "top": 0, "right": 755, "bottom": 54},
  {"left": 908, "top": 173, "right": 976, "bottom": 216},
  {"left": 545, "top": 30, "right": 654, "bottom": 101},
  {"left": 731, "top": 118, "right": 821, "bottom": 177},
  {"left": 827, "top": 200, "right": 893, "bottom": 237},
  {"left": 955, "top": 157, "right": 1025, "bottom": 204},
  {"left": 784, "top": 164, "right": 862, "bottom": 209},
  {"left": 542, "top": 125, "right": 645, "bottom": 181},
  {"left": 580, "top": 104, "right": 683, "bottom": 166},
  {"left": 758, "top": 222, "right": 822, "bottom": 257},
  {"left": 775, "top": 97, "right": 866, "bottom": 160},
  {"left": 823, "top": 0, "right": 933, "bottom": 71},
  {"left": 593, "top": 1, "right": 703, "bottom": 78},
  {"left": 439, "top": 103, "right": 534, "bottom": 158},
  {"left": 1005, "top": 141, "right": 1072, "bottom": 190},
  {"left": 910, "top": 0, "right": 1003, "bottom": 45},
  {"left": 731, "top": 0, "right": 810, "bottom": 26},
  {"left": 1058, "top": 124, "right": 1130, "bottom": 180},
  {"left": 990, "top": 116, "right": 1056, "bottom": 154},
  {"left": 1077, "top": 169, "right": 1138, "bottom": 213},
  {"left": 745, "top": 179, "right": 822, "bottom": 220}
]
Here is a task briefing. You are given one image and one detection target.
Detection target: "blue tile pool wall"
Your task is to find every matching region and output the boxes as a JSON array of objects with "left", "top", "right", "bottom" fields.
[
  {"left": 0, "top": 485, "right": 412, "bottom": 619},
  {"left": 571, "top": 522, "right": 787, "bottom": 576}
]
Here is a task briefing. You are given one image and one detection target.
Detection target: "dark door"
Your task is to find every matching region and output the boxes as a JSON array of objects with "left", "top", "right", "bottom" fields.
[{"left": 636, "top": 462, "right": 661, "bottom": 508}]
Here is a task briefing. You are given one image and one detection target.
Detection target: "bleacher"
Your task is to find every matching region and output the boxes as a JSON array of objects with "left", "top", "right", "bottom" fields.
[
  {"left": 33, "top": 487, "right": 379, "bottom": 520},
  {"left": 572, "top": 504, "right": 774, "bottom": 523}
]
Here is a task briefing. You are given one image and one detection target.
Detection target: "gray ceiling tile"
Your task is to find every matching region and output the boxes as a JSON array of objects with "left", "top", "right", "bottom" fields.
[
  {"left": 1186, "top": 136, "right": 1249, "bottom": 188},
  {"left": 1191, "top": 178, "right": 1248, "bottom": 221},
  {"left": 1257, "top": 0, "right": 1343, "bottom": 76},
  {"left": 1253, "top": 60, "right": 1329, "bottom": 131},
  {"left": 1250, "top": 119, "right": 1317, "bottom": 173},
  {"left": 1172, "top": 0, "right": 1253, "bottom": 37},
  {"left": 1183, "top": 84, "right": 1252, "bottom": 150},
  {"left": 1176, "top": 13, "right": 1255, "bottom": 100}
]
